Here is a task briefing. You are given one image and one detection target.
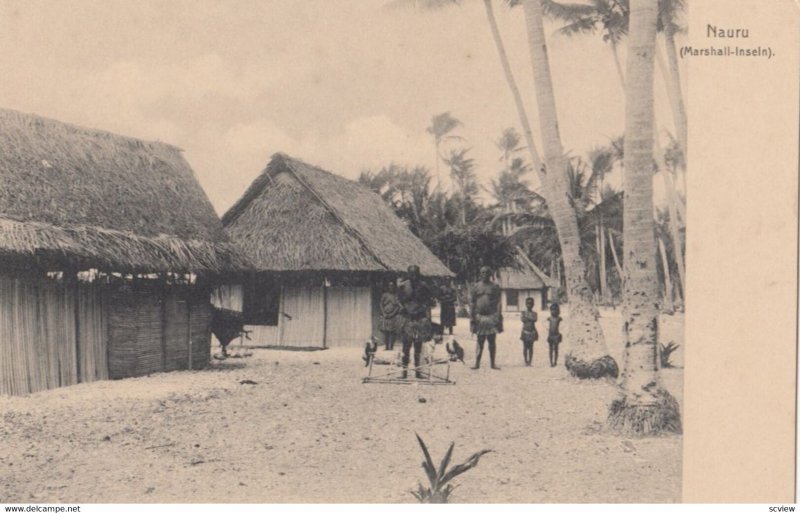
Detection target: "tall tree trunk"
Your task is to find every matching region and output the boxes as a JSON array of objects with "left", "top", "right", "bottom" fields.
[
  {"left": 607, "top": 228, "right": 623, "bottom": 279},
  {"left": 611, "top": 41, "right": 626, "bottom": 89},
  {"left": 612, "top": 35, "right": 687, "bottom": 290},
  {"left": 482, "top": 0, "right": 544, "bottom": 176},
  {"left": 599, "top": 217, "right": 608, "bottom": 302},
  {"left": 608, "top": 0, "right": 681, "bottom": 435},
  {"left": 658, "top": 236, "right": 674, "bottom": 313},
  {"left": 662, "top": 29, "right": 688, "bottom": 160},
  {"left": 520, "top": 0, "right": 617, "bottom": 379},
  {"left": 434, "top": 139, "right": 441, "bottom": 190}
]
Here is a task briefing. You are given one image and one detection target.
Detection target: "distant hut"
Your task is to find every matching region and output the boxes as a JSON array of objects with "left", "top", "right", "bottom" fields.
[
  {"left": 496, "top": 251, "right": 559, "bottom": 313},
  {"left": 0, "top": 108, "right": 247, "bottom": 395},
  {"left": 221, "top": 153, "right": 452, "bottom": 348}
]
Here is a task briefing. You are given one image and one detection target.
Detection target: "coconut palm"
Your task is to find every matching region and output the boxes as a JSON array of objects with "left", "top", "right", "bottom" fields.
[
  {"left": 515, "top": 0, "right": 618, "bottom": 379},
  {"left": 409, "top": 0, "right": 618, "bottom": 379},
  {"left": 657, "top": 0, "right": 687, "bottom": 158},
  {"left": 427, "top": 112, "right": 464, "bottom": 189},
  {"left": 492, "top": 128, "right": 531, "bottom": 235},
  {"left": 608, "top": 0, "right": 681, "bottom": 435},
  {"left": 543, "top": 0, "right": 687, "bottom": 308},
  {"left": 442, "top": 147, "right": 479, "bottom": 226},
  {"left": 542, "top": 0, "right": 630, "bottom": 84}
]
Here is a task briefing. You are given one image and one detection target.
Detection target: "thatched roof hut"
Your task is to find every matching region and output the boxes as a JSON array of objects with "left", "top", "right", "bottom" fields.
[
  {"left": 496, "top": 251, "right": 559, "bottom": 312},
  {"left": 0, "top": 108, "right": 247, "bottom": 395},
  {"left": 220, "top": 153, "right": 452, "bottom": 348},
  {"left": 223, "top": 153, "right": 452, "bottom": 277},
  {"left": 0, "top": 108, "right": 247, "bottom": 274}
]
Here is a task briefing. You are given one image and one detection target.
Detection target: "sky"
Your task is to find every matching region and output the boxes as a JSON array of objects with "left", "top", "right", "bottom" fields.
[{"left": 0, "top": 0, "right": 685, "bottom": 215}]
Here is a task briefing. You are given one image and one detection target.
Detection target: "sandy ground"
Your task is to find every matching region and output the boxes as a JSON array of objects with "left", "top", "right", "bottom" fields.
[{"left": 0, "top": 309, "right": 682, "bottom": 504}]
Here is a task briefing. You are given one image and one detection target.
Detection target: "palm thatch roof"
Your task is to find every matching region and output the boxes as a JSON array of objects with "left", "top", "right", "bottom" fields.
[
  {"left": 497, "top": 250, "right": 558, "bottom": 290},
  {"left": 0, "top": 108, "right": 247, "bottom": 273},
  {"left": 222, "top": 153, "right": 453, "bottom": 277}
]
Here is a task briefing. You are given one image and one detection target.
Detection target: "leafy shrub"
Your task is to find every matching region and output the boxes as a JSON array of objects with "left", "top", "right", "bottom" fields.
[{"left": 411, "top": 433, "right": 491, "bottom": 504}]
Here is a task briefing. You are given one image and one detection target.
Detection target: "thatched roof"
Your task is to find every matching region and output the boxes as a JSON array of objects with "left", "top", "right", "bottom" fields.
[
  {"left": 0, "top": 108, "right": 248, "bottom": 273},
  {"left": 497, "top": 251, "right": 558, "bottom": 290},
  {"left": 223, "top": 153, "right": 453, "bottom": 277}
]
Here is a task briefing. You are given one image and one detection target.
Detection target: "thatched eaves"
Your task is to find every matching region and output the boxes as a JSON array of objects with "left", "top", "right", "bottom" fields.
[
  {"left": 223, "top": 153, "right": 453, "bottom": 277},
  {"left": 0, "top": 108, "right": 248, "bottom": 273},
  {"left": 497, "top": 250, "right": 559, "bottom": 290}
]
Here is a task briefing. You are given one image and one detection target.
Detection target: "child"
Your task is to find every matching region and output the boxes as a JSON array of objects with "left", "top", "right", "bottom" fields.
[
  {"left": 547, "top": 303, "right": 563, "bottom": 368},
  {"left": 520, "top": 297, "right": 538, "bottom": 366}
]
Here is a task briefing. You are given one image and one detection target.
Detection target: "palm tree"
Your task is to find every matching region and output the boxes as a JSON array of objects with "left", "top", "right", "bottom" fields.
[
  {"left": 657, "top": 0, "right": 687, "bottom": 159},
  {"left": 517, "top": 0, "right": 618, "bottom": 379},
  {"left": 427, "top": 112, "right": 464, "bottom": 190},
  {"left": 585, "top": 142, "right": 620, "bottom": 302},
  {"left": 410, "top": 0, "right": 617, "bottom": 379},
  {"left": 608, "top": 0, "right": 681, "bottom": 435},
  {"left": 542, "top": 0, "right": 629, "bottom": 85},
  {"left": 492, "top": 128, "right": 530, "bottom": 235},
  {"left": 442, "top": 147, "right": 479, "bottom": 226},
  {"left": 543, "top": 0, "right": 687, "bottom": 308}
]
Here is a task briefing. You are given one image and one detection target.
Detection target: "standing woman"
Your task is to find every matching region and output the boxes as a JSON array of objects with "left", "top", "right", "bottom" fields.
[
  {"left": 439, "top": 278, "right": 457, "bottom": 335},
  {"left": 379, "top": 280, "right": 402, "bottom": 351}
]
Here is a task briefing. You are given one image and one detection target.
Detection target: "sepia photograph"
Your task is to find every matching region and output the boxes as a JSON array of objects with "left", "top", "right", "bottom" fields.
[{"left": 0, "top": 0, "right": 795, "bottom": 506}]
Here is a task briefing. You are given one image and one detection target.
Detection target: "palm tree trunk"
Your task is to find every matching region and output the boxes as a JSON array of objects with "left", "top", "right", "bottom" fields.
[
  {"left": 658, "top": 236, "right": 674, "bottom": 313},
  {"left": 595, "top": 223, "right": 606, "bottom": 302},
  {"left": 520, "top": 0, "right": 617, "bottom": 379},
  {"left": 607, "top": 228, "right": 623, "bottom": 279},
  {"left": 482, "top": 0, "right": 544, "bottom": 175},
  {"left": 611, "top": 40, "right": 626, "bottom": 88},
  {"left": 599, "top": 217, "right": 608, "bottom": 302},
  {"left": 608, "top": 0, "right": 681, "bottom": 436},
  {"left": 434, "top": 139, "right": 441, "bottom": 190},
  {"left": 662, "top": 30, "right": 688, "bottom": 159}
]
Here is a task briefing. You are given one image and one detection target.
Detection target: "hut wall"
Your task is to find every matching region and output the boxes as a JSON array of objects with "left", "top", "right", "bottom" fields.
[
  {"left": 502, "top": 289, "right": 546, "bottom": 313},
  {"left": 0, "top": 275, "right": 107, "bottom": 396},
  {"left": 189, "top": 297, "right": 211, "bottom": 370},
  {"left": 211, "top": 284, "right": 243, "bottom": 312},
  {"left": 245, "top": 325, "right": 280, "bottom": 346},
  {"left": 278, "top": 286, "right": 325, "bottom": 347},
  {"left": 163, "top": 290, "right": 190, "bottom": 372},
  {"left": 108, "top": 284, "right": 211, "bottom": 379},
  {"left": 325, "top": 286, "right": 373, "bottom": 348},
  {"left": 77, "top": 282, "right": 108, "bottom": 383}
]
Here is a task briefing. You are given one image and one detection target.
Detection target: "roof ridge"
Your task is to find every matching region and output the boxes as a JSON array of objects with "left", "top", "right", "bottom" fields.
[
  {"left": 514, "top": 246, "right": 558, "bottom": 288},
  {"left": 281, "top": 156, "right": 391, "bottom": 272},
  {"left": 0, "top": 107, "right": 182, "bottom": 152}
]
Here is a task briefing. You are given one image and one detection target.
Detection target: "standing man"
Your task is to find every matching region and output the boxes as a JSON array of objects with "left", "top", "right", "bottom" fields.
[
  {"left": 470, "top": 266, "right": 503, "bottom": 370},
  {"left": 397, "top": 265, "right": 435, "bottom": 379}
]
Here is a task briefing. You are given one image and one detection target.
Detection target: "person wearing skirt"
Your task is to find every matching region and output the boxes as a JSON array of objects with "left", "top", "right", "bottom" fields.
[{"left": 469, "top": 266, "right": 503, "bottom": 370}]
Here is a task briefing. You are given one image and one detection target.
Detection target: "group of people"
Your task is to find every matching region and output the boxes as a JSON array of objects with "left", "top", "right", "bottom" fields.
[{"left": 378, "top": 264, "right": 564, "bottom": 378}]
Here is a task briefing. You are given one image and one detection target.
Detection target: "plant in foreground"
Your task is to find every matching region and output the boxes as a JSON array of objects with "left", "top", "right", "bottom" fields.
[
  {"left": 659, "top": 342, "right": 680, "bottom": 368},
  {"left": 411, "top": 433, "right": 492, "bottom": 503}
]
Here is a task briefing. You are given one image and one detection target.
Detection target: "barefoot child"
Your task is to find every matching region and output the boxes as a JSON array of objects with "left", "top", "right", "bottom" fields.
[
  {"left": 520, "top": 297, "right": 538, "bottom": 366},
  {"left": 547, "top": 303, "right": 562, "bottom": 368}
]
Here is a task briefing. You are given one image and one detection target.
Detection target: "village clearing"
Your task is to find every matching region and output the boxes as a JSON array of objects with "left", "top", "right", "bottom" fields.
[{"left": 0, "top": 310, "right": 682, "bottom": 503}]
